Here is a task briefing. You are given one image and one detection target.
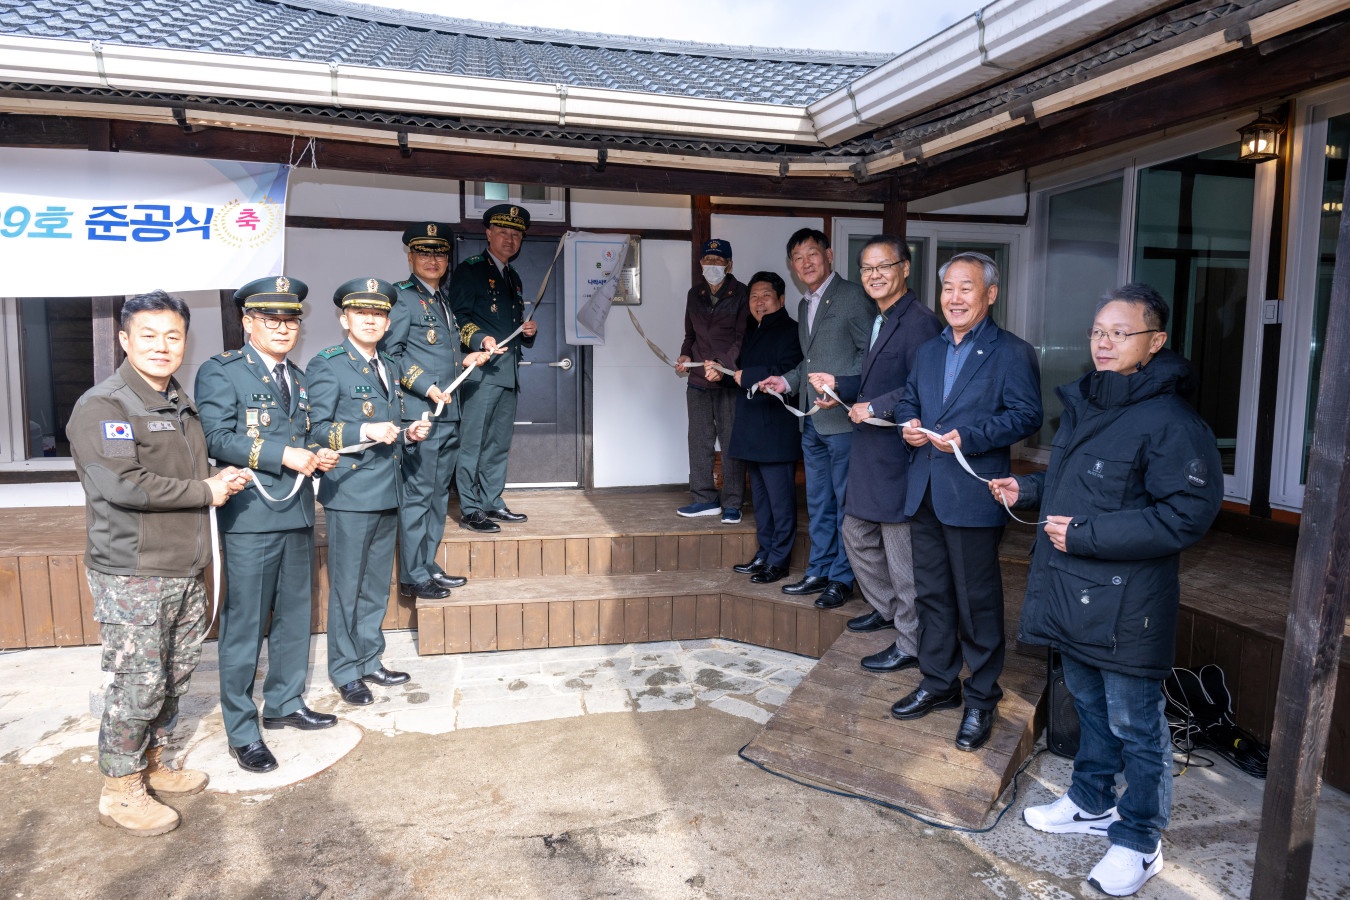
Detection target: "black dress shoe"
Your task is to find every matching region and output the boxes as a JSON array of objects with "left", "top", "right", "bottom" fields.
[
  {"left": 750, "top": 565, "right": 789, "bottom": 584},
  {"left": 485, "top": 507, "right": 528, "bottom": 523},
  {"left": 781, "top": 575, "right": 829, "bottom": 595},
  {"left": 847, "top": 610, "right": 894, "bottom": 632},
  {"left": 955, "top": 707, "right": 996, "bottom": 751},
  {"left": 399, "top": 579, "right": 451, "bottom": 600},
  {"left": 338, "top": 679, "right": 374, "bottom": 706},
  {"left": 362, "top": 666, "right": 410, "bottom": 687},
  {"left": 890, "top": 686, "right": 963, "bottom": 720},
  {"left": 460, "top": 511, "right": 501, "bottom": 534},
  {"left": 860, "top": 644, "right": 920, "bottom": 672},
  {"left": 229, "top": 740, "right": 278, "bottom": 773},
  {"left": 733, "top": 555, "right": 767, "bottom": 575},
  {"left": 432, "top": 572, "right": 467, "bottom": 589},
  {"left": 263, "top": 705, "right": 337, "bottom": 731},
  {"left": 813, "top": 581, "right": 855, "bottom": 609}
]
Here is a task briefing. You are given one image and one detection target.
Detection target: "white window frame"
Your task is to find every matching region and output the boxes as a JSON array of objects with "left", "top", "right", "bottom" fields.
[
  {"left": 464, "top": 181, "right": 566, "bottom": 222},
  {"left": 1024, "top": 117, "right": 1273, "bottom": 500},
  {"left": 1270, "top": 84, "right": 1350, "bottom": 512}
]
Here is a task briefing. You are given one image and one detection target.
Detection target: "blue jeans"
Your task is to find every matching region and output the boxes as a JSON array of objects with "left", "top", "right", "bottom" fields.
[
  {"left": 1061, "top": 655, "right": 1171, "bottom": 853},
  {"left": 801, "top": 418, "right": 853, "bottom": 583}
]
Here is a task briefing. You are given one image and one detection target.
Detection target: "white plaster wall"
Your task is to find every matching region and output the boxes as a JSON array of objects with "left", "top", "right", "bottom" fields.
[
  {"left": 592, "top": 239, "right": 691, "bottom": 488},
  {"left": 910, "top": 172, "right": 1029, "bottom": 217},
  {"left": 288, "top": 169, "right": 460, "bottom": 222},
  {"left": 570, "top": 189, "right": 691, "bottom": 230},
  {"left": 710, "top": 214, "right": 826, "bottom": 296}
]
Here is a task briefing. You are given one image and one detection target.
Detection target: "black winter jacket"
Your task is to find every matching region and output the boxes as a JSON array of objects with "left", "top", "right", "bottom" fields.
[{"left": 1014, "top": 350, "right": 1223, "bottom": 678}]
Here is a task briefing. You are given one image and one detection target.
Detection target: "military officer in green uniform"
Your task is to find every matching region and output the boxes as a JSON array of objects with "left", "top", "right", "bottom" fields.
[
  {"left": 379, "top": 223, "right": 489, "bottom": 597},
  {"left": 196, "top": 276, "right": 340, "bottom": 774},
  {"left": 451, "top": 204, "right": 538, "bottom": 533},
  {"left": 308, "top": 278, "right": 432, "bottom": 706}
]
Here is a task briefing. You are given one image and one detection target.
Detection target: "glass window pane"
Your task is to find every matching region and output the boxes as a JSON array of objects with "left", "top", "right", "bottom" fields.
[
  {"left": 1134, "top": 143, "right": 1254, "bottom": 475},
  {"left": 1033, "top": 177, "right": 1124, "bottom": 448},
  {"left": 519, "top": 184, "right": 548, "bottom": 202},
  {"left": 1304, "top": 112, "right": 1349, "bottom": 482},
  {"left": 20, "top": 297, "right": 95, "bottom": 458},
  {"left": 482, "top": 182, "right": 509, "bottom": 201}
]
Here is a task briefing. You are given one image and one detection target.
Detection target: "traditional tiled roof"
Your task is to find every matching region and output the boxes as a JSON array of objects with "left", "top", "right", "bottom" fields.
[{"left": 0, "top": 0, "right": 888, "bottom": 106}]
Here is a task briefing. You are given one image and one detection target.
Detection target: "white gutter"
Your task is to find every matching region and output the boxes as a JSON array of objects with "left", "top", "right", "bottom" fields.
[
  {"left": 807, "top": 0, "right": 1168, "bottom": 145},
  {"left": 0, "top": 34, "right": 820, "bottom": 146}
]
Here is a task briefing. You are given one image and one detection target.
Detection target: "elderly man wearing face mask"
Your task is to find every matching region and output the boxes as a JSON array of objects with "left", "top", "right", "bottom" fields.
[{"left": 675, "top": 238, "right": 749, "bottom": 523}]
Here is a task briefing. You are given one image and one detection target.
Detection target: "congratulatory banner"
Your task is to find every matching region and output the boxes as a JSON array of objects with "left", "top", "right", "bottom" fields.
[{"left": 0, "top": 149, "right": 289, "bottom": 297}]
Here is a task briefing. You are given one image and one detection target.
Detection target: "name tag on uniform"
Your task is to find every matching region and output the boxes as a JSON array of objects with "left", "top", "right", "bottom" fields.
[
  {"left": 251, "top": 393, "right": 273, "bottom": 404},
  {"left": 352, "top": 385, "right": 373, "bottom": 396},
  {"left": 146, "top": 420, "right": 176, "bottom": 432},
  {"left": 423, "top": 314, "right": 437, "bottom": 324}
]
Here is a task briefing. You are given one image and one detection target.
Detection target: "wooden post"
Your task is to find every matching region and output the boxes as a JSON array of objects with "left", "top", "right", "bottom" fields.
[
  {"left": 883, "top": 182, "right": 907, "bottom": 245},
  {"left": 691, "top": 195, "right": 711, "bottom": 286},
  {"left": 220, "top": 289, "right": 243, "bottom": 351},
  {"left": 90, "top": 296, "right": 122, "bottom": 384},
  {"left": 1250, "top": 153, "right": 1350, "bottom": 899}
]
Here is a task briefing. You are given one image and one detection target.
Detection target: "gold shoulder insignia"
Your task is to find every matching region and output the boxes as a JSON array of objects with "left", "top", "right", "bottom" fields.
[{"left": 460, "top": 322, "right": 480, "bottom": 344}]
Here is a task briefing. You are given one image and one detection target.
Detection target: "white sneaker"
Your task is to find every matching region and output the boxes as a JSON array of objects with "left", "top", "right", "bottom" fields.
[
  {"left": 1023, "top": 794, "right": 1121, "bottom": 835},
  {"left": 1088, "top": 841, "right": 1163, "bottom": 896}
]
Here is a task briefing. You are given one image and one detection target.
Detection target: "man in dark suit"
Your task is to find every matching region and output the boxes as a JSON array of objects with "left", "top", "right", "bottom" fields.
[
  {"left": 308, "top": 278, "right": 433, "bottom": 706},
  {"left": 380, "top": 222, "right": 477, "bottom": 601},
  {"left": 893, "top": 251, "right": 1042, "bottom": 751},
  {"left": 756, "top": 228, "right": 873, "bottom": 609},
  {"left": 810, "top": 235, "right": 943, "bottom": 671},
  {"left": 451, "top": 204, "right": 538, "bottom": 533},
  {"left": 196, "top": 276, "right": 341, "bottom": 774}
]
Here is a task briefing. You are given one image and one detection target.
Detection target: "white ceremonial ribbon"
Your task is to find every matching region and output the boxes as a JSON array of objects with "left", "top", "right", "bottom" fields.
[
  {"left": 903, "top": 425, "right": 1047, "bottom": 526},
  {"left": 208, "top": 505, "right": 222, "bottom": 632},
  {"left": 247, "top": 470, "right": 307, "bottom": 504},
  {"left": 622, "top": 309, "right": 737, "bottom": 378},
  {"left": 686, "top": 361, "right": 738, "bottom": 378},
  {"left": 746, "top": 379, "right": 847, "bottom": 418}
]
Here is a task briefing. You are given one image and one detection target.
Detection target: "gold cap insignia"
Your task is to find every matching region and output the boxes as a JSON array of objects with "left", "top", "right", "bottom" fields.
[
  {"left": 509, "top": 207, "right": 518, "bottom": 217},
  {"left": 427, "top": 223, "right": 438, "bottom": 237},
  {"left": 367, "top": 278, "right": 379, "bottom": 292},
  {"left": 275, "top": 276, "right": 290, "bottom": 293}
]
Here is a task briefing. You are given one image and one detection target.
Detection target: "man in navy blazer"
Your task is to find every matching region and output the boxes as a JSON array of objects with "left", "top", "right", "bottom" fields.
[
  {"left": 893, "top": 251, "right": 1042, "bottom": 752},
  {"left": 810, "top": 235, "right": 943, "bottom": 672}
]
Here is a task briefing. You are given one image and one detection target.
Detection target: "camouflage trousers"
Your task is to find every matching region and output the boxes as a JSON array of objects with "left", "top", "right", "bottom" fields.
[{"left": 89, "top": 570, "right": 207, "bottom": 777}]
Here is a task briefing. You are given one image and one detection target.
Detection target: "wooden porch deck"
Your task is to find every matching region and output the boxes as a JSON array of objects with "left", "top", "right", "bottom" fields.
[{"left": 1, "top": 488, "right": 1346, "bottom": 791}]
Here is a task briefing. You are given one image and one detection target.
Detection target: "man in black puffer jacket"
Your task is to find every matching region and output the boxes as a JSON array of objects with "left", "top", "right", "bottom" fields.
[{"left": 990, "top": 283, "right": 1222, "bottom": 897}]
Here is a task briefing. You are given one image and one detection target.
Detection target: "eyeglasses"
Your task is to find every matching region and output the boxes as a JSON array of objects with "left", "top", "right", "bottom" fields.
[
  {"left": 1088, "top": 328, "right": 1158, "bottom": 344},
  {"left": 858, "top": 260, "right": 905, "bottom": 277},
  {"left": 248, "top": 315, "right": 302, "bottom": 331},
  {"left": 412, "top": 249, "right": 450, "bottom": 259}
]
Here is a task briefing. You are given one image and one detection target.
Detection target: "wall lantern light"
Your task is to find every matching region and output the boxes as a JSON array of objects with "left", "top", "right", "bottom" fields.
[{"left": 1238, "top": 112, "right": 1285, "bottom": 163}]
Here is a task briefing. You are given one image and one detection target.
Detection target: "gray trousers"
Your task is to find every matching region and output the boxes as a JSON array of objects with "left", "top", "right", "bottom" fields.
[
  {"left": 842, "top": 514, "right": 918, "bottom": 656},
  {"left": 687, "top": 386, "right": 744, "bottom": 509}
]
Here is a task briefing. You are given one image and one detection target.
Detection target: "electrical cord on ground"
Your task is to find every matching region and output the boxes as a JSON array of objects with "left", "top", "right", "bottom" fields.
[{"left": 737, "top": 741, "right": 1047, "bottom": 834}]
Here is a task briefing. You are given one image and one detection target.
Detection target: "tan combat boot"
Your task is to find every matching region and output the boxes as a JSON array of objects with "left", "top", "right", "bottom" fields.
[
  {"left": 98, "top": 771, "right": 180, "bottom": 836},
  {"left": 144, "top": 746, "right": 209, "bottom": 796}
]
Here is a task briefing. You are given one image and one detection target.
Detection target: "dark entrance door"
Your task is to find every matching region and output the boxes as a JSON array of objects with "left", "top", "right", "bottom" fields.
[{"left": 455, "top": 234, "right": 581, "bottom": 487}]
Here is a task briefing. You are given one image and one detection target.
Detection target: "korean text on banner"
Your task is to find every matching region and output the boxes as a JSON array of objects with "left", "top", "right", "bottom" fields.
[
  {"left": 564, "top": 232, "right": 631, "bottom": 346},
  {"left": 0, "top": 148, "right": 289, "bottom": 297}
]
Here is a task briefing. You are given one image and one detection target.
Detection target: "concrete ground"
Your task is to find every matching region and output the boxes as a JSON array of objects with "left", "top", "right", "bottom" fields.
[{"left": 1, "top": 634, "right": 1346, "bottom": 899}]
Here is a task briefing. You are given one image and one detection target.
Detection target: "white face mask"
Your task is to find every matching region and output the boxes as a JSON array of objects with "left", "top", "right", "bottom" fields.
[{"left": 702, "top": 265, "right": 727, "bottom": 285}]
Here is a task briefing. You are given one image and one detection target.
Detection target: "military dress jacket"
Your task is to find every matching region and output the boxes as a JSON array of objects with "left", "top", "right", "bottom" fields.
[
  {"left": 306, "top": 339, "right": 405, "bottom": 513},
  {"left": 195, "top": 345, "right": 318, "bottom": 534},
  {"left": 379, "top": 276, "right": 464, "bottom": 423},
  {"left": 448, "top": 252, "right": 536, "bottom": 390}
]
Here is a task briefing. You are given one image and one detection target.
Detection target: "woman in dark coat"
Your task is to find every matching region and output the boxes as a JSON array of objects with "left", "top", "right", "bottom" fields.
[{"left": 705, "top": 271, "right": 803, "bottom": 584}]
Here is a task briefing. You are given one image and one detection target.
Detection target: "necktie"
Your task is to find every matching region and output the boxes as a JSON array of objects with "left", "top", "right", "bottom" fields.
[
  {"left": 274, "top": 362, "right": 291, "bottom": 411},
  {"left": 870, "top": 314, "right": 884, "bottom": 349},
  {"left": 370, "top": 355, "right": 388, "bottom": 396}
]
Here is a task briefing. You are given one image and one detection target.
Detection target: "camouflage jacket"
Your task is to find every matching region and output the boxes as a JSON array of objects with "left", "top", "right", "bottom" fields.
[{"left": 68, "top": 359, "right": 215, "bottom": 577}]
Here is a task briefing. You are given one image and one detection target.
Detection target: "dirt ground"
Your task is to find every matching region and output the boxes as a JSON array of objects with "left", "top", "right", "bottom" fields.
[{"left": 0, "top": 707, "right": 1045, "bottom": 900}]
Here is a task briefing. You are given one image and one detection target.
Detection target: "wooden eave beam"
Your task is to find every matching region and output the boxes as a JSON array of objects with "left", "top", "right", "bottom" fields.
[
  {"left": 888, "top": 16, "right": 1350, "bottom": 200},
  {"left": 46, "top": 119, "right": 885, "bottom": 203}
]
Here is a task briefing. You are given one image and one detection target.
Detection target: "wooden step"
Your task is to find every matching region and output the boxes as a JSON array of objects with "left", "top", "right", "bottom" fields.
[{"left": 413, "top": 569, "right": 859, "bottom": 658}]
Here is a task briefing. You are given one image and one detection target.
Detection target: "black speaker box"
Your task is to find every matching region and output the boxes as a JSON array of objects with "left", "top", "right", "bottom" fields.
[{"left": 1047, "top": 649, "right": 1080, "bottom": 759}]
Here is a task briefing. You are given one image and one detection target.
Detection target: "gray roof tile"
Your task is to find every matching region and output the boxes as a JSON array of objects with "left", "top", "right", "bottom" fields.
[{"left": 0, "top": 0, "right": 885, "bottom": 105}]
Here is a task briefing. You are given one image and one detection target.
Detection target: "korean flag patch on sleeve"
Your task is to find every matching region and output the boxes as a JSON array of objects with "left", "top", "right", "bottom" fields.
[
  {"left": 103, "top": 422, "right": 134, "bottom": 440},
  {"left": 101, "top": 421, "right": 136, "bottom": 458}
]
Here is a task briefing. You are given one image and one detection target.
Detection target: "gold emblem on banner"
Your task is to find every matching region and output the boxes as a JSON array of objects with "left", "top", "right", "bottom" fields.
[
  {"left": 362, "top": 400, "right": 375, "bottom": 418},
  {"left": 427, "top": 329, "right": 437, "bottom": 344}
]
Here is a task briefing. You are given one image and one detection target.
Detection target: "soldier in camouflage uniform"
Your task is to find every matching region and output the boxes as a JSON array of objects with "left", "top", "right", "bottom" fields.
[{"left": 68, "top": 290, "right": 251, "bottom": 836}]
